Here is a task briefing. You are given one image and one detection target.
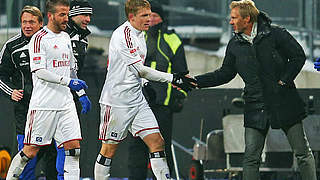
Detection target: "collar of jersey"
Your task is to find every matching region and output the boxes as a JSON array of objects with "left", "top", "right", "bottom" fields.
[
  {"left": 43, "top": 26, "right": 64, "bottom": 36},
  {"left": 126, "top": 21, "right": 143, "bottom": 36}
]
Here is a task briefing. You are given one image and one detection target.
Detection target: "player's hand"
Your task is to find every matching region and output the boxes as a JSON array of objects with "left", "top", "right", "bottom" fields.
[
  {"left": 172, "top": 71, "right": 197, "bottom": 92},
  {"left": 11, "top": 89, "right": 24, "bottom": 102},
  {"left": 314, "top": 57, "right": 320, "bottom": 71},
  {"left": 79, "top": 95, "right": 91, "bottom": 114},
  {"left": 68, "top": 79, "right": 88, "bottom": 91}
]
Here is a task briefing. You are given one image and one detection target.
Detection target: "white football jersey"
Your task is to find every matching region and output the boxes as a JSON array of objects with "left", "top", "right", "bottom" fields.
[
  {"left": 29, "top": 26, "right": 75, "bottom": 110},
  {"left": 99, "top": 21, "right": 147, "bottom": 107}
]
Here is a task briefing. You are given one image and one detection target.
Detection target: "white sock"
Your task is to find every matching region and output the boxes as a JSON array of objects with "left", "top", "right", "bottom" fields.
[
  {"left": 150, "top": 157, "right": 171, "bottom": 180},
  {"left": 94, "top": 154, "right": 111, "bottom": 180},
  {"left": 64, "top": 149, "right": 80, "bottom": 180},
  {"left": 6, "top": 151, "right": 30, "bottom": 180}
]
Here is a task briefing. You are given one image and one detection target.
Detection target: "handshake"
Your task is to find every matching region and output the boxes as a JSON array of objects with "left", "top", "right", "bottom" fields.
[{"left": 171, "top": 71, "right": 198, "bottom": 92}]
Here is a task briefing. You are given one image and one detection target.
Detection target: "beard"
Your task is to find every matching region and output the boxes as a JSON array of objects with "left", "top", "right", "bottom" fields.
[{"left": 53, "top": 16, "right": 67, "bottom": 32}]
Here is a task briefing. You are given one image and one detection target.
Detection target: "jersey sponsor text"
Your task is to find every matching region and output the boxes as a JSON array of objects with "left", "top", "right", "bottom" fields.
[{"left": 53, "top": 60, "right": 70, "bottom": 67}]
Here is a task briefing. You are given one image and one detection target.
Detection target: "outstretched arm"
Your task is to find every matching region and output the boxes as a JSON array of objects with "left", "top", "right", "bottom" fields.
[
  {"left": 130, "top": 62, "right": 173, "bottom": 83},
  {"left": 130, "top": 63, "right": 196, "bottom": 91},
  {"left": 195, "top": 42, "right": 237, "bottom": 88}
]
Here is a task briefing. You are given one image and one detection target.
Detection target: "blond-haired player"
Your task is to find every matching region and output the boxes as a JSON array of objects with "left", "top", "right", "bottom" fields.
[{"left": 94, "top": 0, "right": 196, "bottom": 179}]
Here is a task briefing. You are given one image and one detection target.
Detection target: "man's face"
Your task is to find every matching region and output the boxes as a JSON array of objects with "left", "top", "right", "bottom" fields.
[
  {"left": 48, "top": 5, "right": 69, "bottom": 32},
  {"left": 71, "top": 14, "right": 91, "bottom": 30},
  {"left": 229, "top": 7, "right": 249, "bottom": 33},
  {"left": 129, "top": 7, "right": 151, "bottom": 31},
  {"left": 149, "top": 12, "right": 162, "bottom": 27},
  {"left": 21, "top": 12, "right": 43, "bottom": 37}
]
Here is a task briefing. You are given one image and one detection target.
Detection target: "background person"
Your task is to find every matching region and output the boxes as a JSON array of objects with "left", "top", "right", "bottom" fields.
[{"left": 0, "top": 5, "right": 57, "bottom": 180}]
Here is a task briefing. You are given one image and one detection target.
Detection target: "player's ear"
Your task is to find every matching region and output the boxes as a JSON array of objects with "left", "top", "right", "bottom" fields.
[
  {"left": 47, "top": 12, "right": 53, "bottom": 21},
  {"left": 128, "top": 13, "right": 134, "bottom": 21},
  {"left": 244, "top": 15, "right": 250, "bottom": 24}
]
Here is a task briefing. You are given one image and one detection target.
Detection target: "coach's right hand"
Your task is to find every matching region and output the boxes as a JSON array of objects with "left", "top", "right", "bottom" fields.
[
  {"left": 11, "top": 89, "right": 24, "bottom": 102},
  {"left": 172, "top": 71, "right": 197, "bottom": 92},
  {"left": 68, "top": 79, "right": 88, "bottom": 91}
]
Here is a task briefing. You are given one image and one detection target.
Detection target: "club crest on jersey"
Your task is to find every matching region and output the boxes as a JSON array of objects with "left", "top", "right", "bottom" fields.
[
  {"left": 53, "top": 45, "right": 58, "bottom": 49},
  {"left": 111, "top": 132, "right": 118, "bottom": 137},
  {"left": 72, "top": 80, "right": 79, "bottom": 85},
  {"left": 33, "top": 57, "right": 41, "bottom": 64},
  {"left": 36, "top": 137, "right": 42, "bottom": 142}
]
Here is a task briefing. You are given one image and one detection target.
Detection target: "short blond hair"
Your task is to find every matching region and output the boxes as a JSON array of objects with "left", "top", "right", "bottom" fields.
[
  {"left": 230, "top": 0, "right": 259, "bottom": 23},
  {"left": 125, "top": 0, "right": 150, "bottom": 19},
  {"left": 20, "top": 5, "right": 43, "bottom": 23}
]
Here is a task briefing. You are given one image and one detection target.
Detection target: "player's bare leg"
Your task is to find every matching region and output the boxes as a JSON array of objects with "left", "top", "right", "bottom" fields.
[
  {"left": 94, "top": 143, "right": 118, "bottom": 180},
  {"left": 6, "top": 145, "right": 39, "bottom": 180},
  {"left": 63, "top": 140, "right": 80, "bottom": 180},
  {"left": 143, "top": 132, "right": 171, "bottom": 180}
]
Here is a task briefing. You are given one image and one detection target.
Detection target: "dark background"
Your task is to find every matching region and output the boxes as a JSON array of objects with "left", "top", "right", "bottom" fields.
[
  {"left": 1, "top": 64, "right": 320, "bottom": 178},
  {"left": 0, "top": 0, "right": 308, "bottom": 29}
]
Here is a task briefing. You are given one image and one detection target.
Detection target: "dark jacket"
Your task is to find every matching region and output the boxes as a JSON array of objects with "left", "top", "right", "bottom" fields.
[
  {"left": 196, "top": 12, "right": 306, "bottom": 129},
  {"left": 65, "top": 20, "right": 91, "bottom": 105},
  {"left": 144, "top": 22, "right": 188, "bottom": 111},
  {"left": 65, "top": 19, "right": 91, "bottom": 78},
  {"left": 0, "top": 31, "right": 33, "bottom": 134}
]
